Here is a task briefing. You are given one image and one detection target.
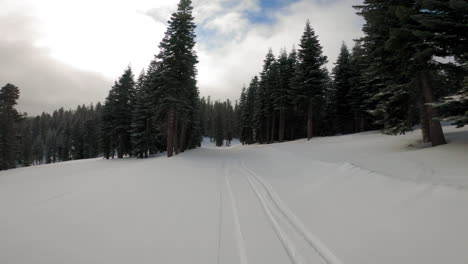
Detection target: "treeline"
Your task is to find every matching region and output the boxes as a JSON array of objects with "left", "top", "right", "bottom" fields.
[
  {"left": 199, "top": 97, "right": 239, "bottom": 147},
  {"left": 237, "top": 0, "right": 467, "bottom": 146},
  {"left": 1, "top": 95, "right": 104, "bottom": 169}
]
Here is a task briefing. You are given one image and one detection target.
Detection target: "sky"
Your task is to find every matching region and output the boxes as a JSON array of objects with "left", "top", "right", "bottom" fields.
[{"left": 0, "top": 0, "right": 364, "bottom": 115}]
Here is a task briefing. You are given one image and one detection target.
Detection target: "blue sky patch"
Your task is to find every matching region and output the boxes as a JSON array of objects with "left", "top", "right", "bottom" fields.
[{"left": 248, "top": 0, "right": 300, "bottom": 24}]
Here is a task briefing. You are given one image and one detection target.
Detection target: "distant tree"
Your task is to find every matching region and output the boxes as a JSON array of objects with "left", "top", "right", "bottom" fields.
[
  {"left": 245, "top": 77, "right": 258, "bottom": 144},
  {"left": 17, "top": 118, "right": 33, "bottom": 167},
  {"left": 238, "top": 87, "right": 248, "bottom": 144},
  {"left": 0, "top": 83, "right": 21, "bottom": 170},
  {"left": 102, "top": 67, "right": 136, "bottom": 159},
  {"left": 214, "top": 101, "right": 224, "bottom": 147}
]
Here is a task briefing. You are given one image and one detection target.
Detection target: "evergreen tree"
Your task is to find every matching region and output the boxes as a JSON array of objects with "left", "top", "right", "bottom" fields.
[
  {"left": 275, "top": 49, "right": 293, "bottom": 142},
  {"left": 291, "top": 21, "right": 328, "bottom": 140},
  {"left": 255, "top": 50, "right": 277, "bottom": 144},
  {"left": 332, "top": 43, "right": 354, "bottom": 134},
  {"left": 414, "top": 0, "right": 468, "bottom": 63},
  {"left": 102, "top": 67, "right": 136, "bottom": 159},
  {"left": 285, "top": 48, "right": 299, "bottom": 140},
  {"left": 17, "top": 118, "right": 33, "bottom": 167},
  {"left": 238, "top": 87, "right": 248, "bottom": 144},
  {"left": 348, "top": 41, "right": 375, "bottom": 133},
  {"left": 131, "top": 71, "right": 152, "bottom": 158},
  {"left": 354, "top": 0, "right": 467, "bottom": 146},
  {"left": 155, "top": 0, "right": 199, "bottom": 157},
  {"left": 434, "top": 64, "right": 468, "bottom": 127},
  {"left": 0, "top": 84, "right": 20, "bottom": 170},
  {"left": 214, "top": 101, "right": 224, "bottom": 147},
  {"left": 415, "top": 0, "right": 468, "bottom": 128},
  {"left": 246, "top": 76, "right": 259, "bottom": 144}
]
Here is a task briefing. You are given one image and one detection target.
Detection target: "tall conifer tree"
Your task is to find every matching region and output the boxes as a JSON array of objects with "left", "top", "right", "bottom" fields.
[
  {"left": 156, "top": 0, "right": 199, "bottom": 157},
  {"left": 291, "top": 21, "right": 328, "bottom": 140},
  {"left": 0, "top": 84, "right": 20, "bottom": 170}
]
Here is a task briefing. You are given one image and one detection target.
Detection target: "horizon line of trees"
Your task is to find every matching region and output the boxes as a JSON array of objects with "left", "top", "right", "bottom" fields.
[{"left": 199, "top": 97, "right": 238, "bottom": 147}]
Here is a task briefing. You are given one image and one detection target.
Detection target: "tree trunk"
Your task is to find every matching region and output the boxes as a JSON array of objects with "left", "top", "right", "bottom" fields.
[
  {"left": 145, "top": 118, "right": 150, "bottom": 158},
  {"left": 271, "top": 111, "right": 276, "bottom": 143},
  {"left": 353, "top": 112, "right": 359, "bottom": 133},
  {"left": 307, "top": 102, "right": 313, "bottom": 140},
  {"left": 420, "top": 71, "right": 446, "bottom": 147},
  {"left": 118, "top": 134, "right": 124, "bottom": 158},
  {"left": 179, "top": 120, "right": 187, "bottom": 153},
  {"left": 416, "top": 76, "right": 432, "bottom": 144},
  {"left": 266, "top": 117, "right": 271, "bottom": 144},
  {"left": 174, "top": 112, "right": 179, "bottom": 155},
  {"left": 419, "top": 99, "right": 432, "bottom": 143},
  {"left": 279, "top": 109, "right": 285, "bottom": 142},
  {"left": 360, "top": 115, "right": 365, "bottom": 133},
  {"left": 166, "top": 107, "right": 175, "bottom": 157}
]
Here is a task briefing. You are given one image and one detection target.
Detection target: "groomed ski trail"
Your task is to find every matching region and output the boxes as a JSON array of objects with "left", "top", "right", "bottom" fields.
[
  {"left": 240, "top": 160, "right": 343, "bottom": 264},
  {"left": 223, "top": 166, "right": 249, "bottom": 264}
]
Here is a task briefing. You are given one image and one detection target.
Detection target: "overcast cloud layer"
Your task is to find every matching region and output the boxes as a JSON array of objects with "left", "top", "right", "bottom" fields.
[{"left": 1, "top": 0, "right": 363, "bottom": 115}]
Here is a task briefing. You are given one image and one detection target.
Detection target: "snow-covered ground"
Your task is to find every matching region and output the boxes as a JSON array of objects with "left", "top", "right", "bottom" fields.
[{"left": 1, "top": 126, "right": 467, "bottom": 264}]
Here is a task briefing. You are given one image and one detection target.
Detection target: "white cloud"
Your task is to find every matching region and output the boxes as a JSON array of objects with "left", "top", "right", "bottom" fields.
[
  {"left": 196, "top": 0, "right": 364, "bottom": 101},
  {"left": 1, "top": 0, "right": 364, "bottom": 113}
]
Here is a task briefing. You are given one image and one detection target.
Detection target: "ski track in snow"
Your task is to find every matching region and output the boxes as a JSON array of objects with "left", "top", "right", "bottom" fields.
[
  {"left": 216, "top": 164, "right": 224, "bottom": 264},
  {"left": 239, "top": 161, "right": 343, "bottom": 264},
  {"left": 241, "top": 165, "right": 304, "bottom": 264},
  {"left": 223, "top": 166, "right": 249, "bottom": 264}
]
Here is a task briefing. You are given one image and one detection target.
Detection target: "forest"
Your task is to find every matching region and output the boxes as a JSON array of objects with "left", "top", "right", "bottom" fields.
[{"left": 1, "top": 0, "right": 467, "bottom": 171}]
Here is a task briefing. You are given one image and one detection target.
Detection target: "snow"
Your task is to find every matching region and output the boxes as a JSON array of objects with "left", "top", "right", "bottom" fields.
[{"left": 1, "top": 126, "right": 468, "bottom": 264}]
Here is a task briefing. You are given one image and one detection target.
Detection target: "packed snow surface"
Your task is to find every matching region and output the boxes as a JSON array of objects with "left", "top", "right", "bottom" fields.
[{"left": 1, "top": 126, "right": 468, "bottom": 264}]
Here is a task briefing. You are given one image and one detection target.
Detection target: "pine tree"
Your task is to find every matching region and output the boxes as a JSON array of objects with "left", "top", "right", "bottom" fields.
[
  {"left": 291, "top": 21, "right": 328, "bottom": 140},
  {"left": 434, "top": 63, "right": 468, "bottom": 127},
  {"left": 243, "top": 77, "right": 258, "bottom": 144},
  {"left": 354, "top": 1, "right": 419, "bottom": 138},
  {"left": 348, "top": 41, "right": 374, "bottom": 133},
  {"left": 102, "top": 67, "right": 136, "bottom": 159},
  {"left": 238, "top": 87, "right": 248, "bottom": 144},
  {"left": 414, "top": 0, "right": 468, "bottom": 63},
  {"left": 354, "top": 0, "right": 464, "bottom": 146},
  {"left": 17, "top": 118, "right": 33, "bottom": 167},
  {"left": 285, "top": 48, "right": 299, "bottom": 140},
  {"left": 213, "top": 101, "right": 224, "bottom": 147},
  {"left": 0, "top": 83, "right": 21, "bottom": 170},
  {"left": 254, "top": 50, "right": 277, "bottom": 144},
  {"left": 415, "top": 0, "right": 468, "bottom": 128},
  {"left": 275, "top": 49, "right": 293, "bottom": 142},
  {"left": 131, "top": 71, "right": 151, "bottom": 158},
  {"left": 155, "top": 0, "right": 199, "bottom": 157},
  {"left": 332, "top": 43, "right": 354, "bottom": 134}
]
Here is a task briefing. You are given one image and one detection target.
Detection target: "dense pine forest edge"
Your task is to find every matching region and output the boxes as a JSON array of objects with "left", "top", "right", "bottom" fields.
[{"left": 1, "top": 0, "right": 467, "bottom": 171}]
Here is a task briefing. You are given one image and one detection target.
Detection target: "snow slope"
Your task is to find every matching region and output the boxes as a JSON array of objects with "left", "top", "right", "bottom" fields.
[{"left": 1, "top": 126, "right": 467, "bottom": 264}]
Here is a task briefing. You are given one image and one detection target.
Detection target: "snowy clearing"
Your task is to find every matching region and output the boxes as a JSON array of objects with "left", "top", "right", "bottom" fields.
[{"left": 1, "top": 126, "right": 468, "bottom": 264}]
